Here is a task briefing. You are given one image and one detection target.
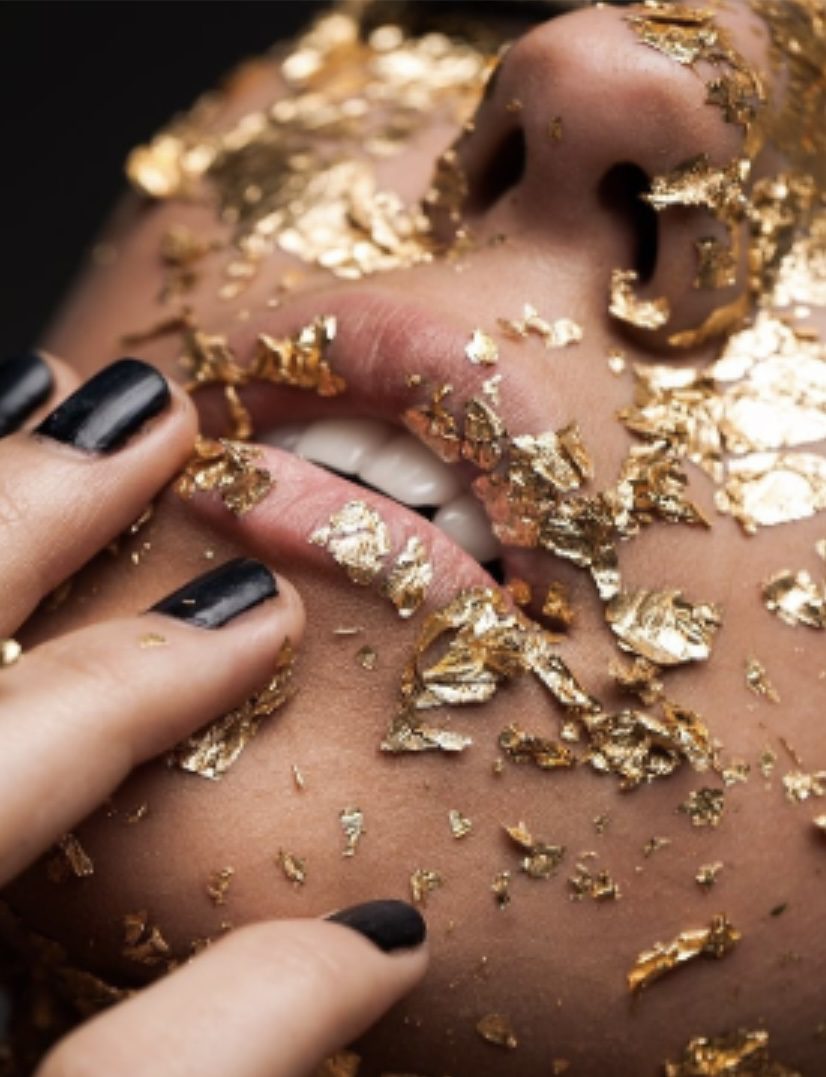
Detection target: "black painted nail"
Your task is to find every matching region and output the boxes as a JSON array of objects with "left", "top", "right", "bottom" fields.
[
  {"left": 0, "top": 352, "right": 54, "bottom": 437},
  {"left": 35, "top": 358, "right": 170, "bottom": 453},
  {"left": 150, "top": 558, "right": 277, "bottom": 629},
  {"left": 327, "top": 900, "right": 427, "bottom": 953}
]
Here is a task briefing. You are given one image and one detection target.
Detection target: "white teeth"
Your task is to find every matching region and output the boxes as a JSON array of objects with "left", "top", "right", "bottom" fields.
[
  {"left": 296, "top": 418, "right": 394, "bottom": 475},
  {"left": 433, "top": 493, "right": 501, "bottom": 564},
  {"left": 259, "top": 422, "right": 308, "bottom": 452},
  {"left": 360, "top": 431, "right": 464, "bottom": 507}
]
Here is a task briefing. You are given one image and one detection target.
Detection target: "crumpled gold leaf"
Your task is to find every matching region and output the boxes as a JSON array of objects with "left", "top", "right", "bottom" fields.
[
  {"left": 465, "top": 329, "right": 498, "bottom": 365},
  {"left": 609, "top": 268, "right": 670, "bottom": 330},
  {"left": 762, "top": 568, "right": 826, "bottom": 628},
  {"left": 175, "top": 437, "right": 273, "bottom": 515},
  {"left": 716, "top": 452, "right": 826, "bottom": 532},
  {"left": 664, "top": 1027, "right": 799, "bottom": 1077},
  {"left": 504, "top": 821, "right": 565, "bottom": 879},
  {"left": 310, "top": 500, "right": 391, "bottom": 585},
  {"left": 680, "top": 787, "right": 726, "bottom": 827},
  {"left": 606, "top": 588, "right": 722, "bottom": 666},
  {"left": 498, "top": 724, "right": 576, "bottom": 770},
  {"left": 122, "top": 911, "right": 171, "bottom": 967},
  {"left": 745, "top": 657, "right": 780, "bottom": 701},
  {"left": 476, "top": 1013, "right": 518, "bottom": 1050},
  {"left": 627, "top": 913, "right": 741, "bottom": 994},
  {"left": 410, "top": 867, "right": 442, "bottom": 904},
  {"left": 340, "top": 807, "right": 365, "bottom": 857},
  {"left": 383, "top": 536, "right": 433, "bottom": 618},
  {"left": 250, "top": 316, "right": 346, "bottom": 397}
]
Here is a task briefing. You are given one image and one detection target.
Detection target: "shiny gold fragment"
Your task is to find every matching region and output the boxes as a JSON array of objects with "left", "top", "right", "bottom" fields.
[
  {"left": 0, "top": 639, "right": 22, "bottom": 668},
  {"left": 609, "top": 656, "right": 664, "bottom": 705},
  {"left": 608, "top": 349, "right": 627, "bottom": 375},
  {"left": 462, "top": 397, "right": 507, "bottom": 470},
  {"left": 505, "top": 578, "right": 532, "bottom": 607},
  {"left": 694, "top": 235, "right": 738, "bottom": 290},
  {"left": 410, "top": 868, "right": 443, "bottom": 905},
  {"left": 314, "top": 1050, "right": 361, "bottom": 1077},
  {"left": 716, "top": 452, "right": 826, "bottom": 532},
  {"left": 606, "top": 588, "right": 721, "bottom": 666},
  {"left": 139, "top": 633, "right": 167, "bottom": 649},
  {"left": 696, "top": 862, "right": 723, "bottom": 891},
  {"left": 251, "top": 317, "right": 346, "bottom": 398},
  {"left": 206, "top": 867, "right": 235, "bottom": 906},
  {"left": 644, "top": 836, "right": 671, "bottom": 857},
  {"left": 175, "top": 437, "right": 273, "bottom": 515},
  {"left": 491, "top": 869, "right": 512, "bottom": 909},
  {"left": 664, "top": 1027, "right": 800, "bottom": 1077},
  {"left": 609, "top": 268, "right": 670, "bottom": 329},
  {"left": 355, "top": 645, "right": 378, "bottom": 671},
  {"left": 465, "top": 329, "right": 498, "bottom": 366},
  {"left": 497, "top": 304, "right": 582, "bottom": 348},
  {"left": 628, "top": 913, "right": 741, "bottom": 994},
  {"left": 680, "top": 787, "right": 725, "bottom": 827},
  {"left": 340, "top": 807, "right": 365, "bottom": 857},
  {"left": 504, "top": 822, "right": 565, "bottom": 879},
  {"left": 813, "top": 815, "right": 826, "bottom": 835},
  {"left": 311, "top": 500, "right": 391, "bottom": 585},
  {"left": 47, "top": 833, "right": 95, "bottom": 882},
  {"left": 383, "top": 536, "right": 433, "bottom": 618},
  {"left": 568, "top": 862, "right": 621, "bottom": 902},
  {"left": 745, "top": 657, "right": 780, "bottom": 702},
  {"left": 609, "top": 440, "right": 709, "bottom": 533},
  {"left": 448, "top": 809, "right": 473, "bottom": 840},
  {"left": 762, "top": 569, "right": 826, "bottom": 628},
  {"left": 498, "top": 724, "right": 575, "bottom": 770},
  {"left": 277, "top": 850, "right": 306, "bottom": 886},
  {"left": 476, "top": 1013, "right": 517, "bottom": 1050},
  {"left": 122, "top": 911, "right": 170, "bottom": 967},
  {"left": 403, "top": 383, "right": 462, "bottom": 463},
  {"left": 541, "top": 582, "right": 575, "bottom": 630},
  {"left": 782, "top": 771, "right": 826, "bottom": 803}
]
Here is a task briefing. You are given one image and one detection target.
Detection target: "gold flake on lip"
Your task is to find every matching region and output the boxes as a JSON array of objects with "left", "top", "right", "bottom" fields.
[
  {"left": 206, "top": 867, "right": 235, "bottom": 906},
  {"left": 609, "top": 268, "right": 670, "bottom": 330},
  {"left": 277, "top": 850, "right": 307, "bottom": 886},
  {"left": 175, "top": 437, "right": 273, "bottom": 516},
  {"left": 403, "top": 383, "right": 462, "bottom": 463},
  {"left": 250, "top": 316, "right": 346, "bottom": 398},
  {"left": 465, "top": 329, "right": 498, "bottom": 366},
  {"left": 762, "top": 568, "right": 826, "bottom": 628},
  {"left": 680, "top": 787, "right": 725, "bottom": 827},
  {"left": 606, "top": 588, "right": 722, "bottom": 666},
  {"left": 716, "top": 452, "right": 826, "bottom": 531},
  {"left": 310, "top": 500, "right": 391, "bottom": 585},
  {"left": 627, "top": 913, "right": 741, "bottom": 995},
  {"left": 340, "top": 807, "right": 365, "bottom": 857},
  {"left": 168, "top": 640, "right": 294, "bottom": 780},
  {"left": 745, "top": 657, "right": 780, "bottom": 702},
  {"left": 122, "top": 911, "right": 171, "bottom": 967},
  {"left": 664, "top": 1028, "right": 799, "bottom": 1077},
  {"left": 462, "top": 397, "right": 507, "bottom": 471},
  {"left": 568, "top": 862, "right": 621, "bottom": 902},
  {"left": 498, "top": 724, "right": 575, "bottom": 771},
  {"left": 448, "top": 809, "right": 473, "bottom": 839},
  {"left": 497, "top": 304, "right": 583, "bottom": 348},
  {"left": 383, "top": 536, "right": 433, "bottom": 618},
  {"left": 504, "top": 822, "right": 565, "bottom": 879},
  {"left": 0, "top": 639, "right": 22, "bottom": 668},
  {"left": 476, "top": 1013, "right": 518, "bottom": 1050},
  {"left": 46, "top": 833, "right": 95, "bottom": 882},
  {"left": 355, "top": 644, "right": 378, "bottom": 671},
  {"left": 410, "top": 867, "right": 443, "bottom": 905}
]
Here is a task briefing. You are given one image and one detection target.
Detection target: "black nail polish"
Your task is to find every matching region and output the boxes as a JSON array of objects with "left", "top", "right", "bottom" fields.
[
  {"left": 327, "top": 900, "right": 427, "bottom": 953},
  {"left": 0, "top": 352, "right": 54, "bottom": 437},
  {"left": 150, "top": 558, "right": 277, "bottom": 628},
  {"left": 35, "top": 358, "right": 170, "bottom": 453}
]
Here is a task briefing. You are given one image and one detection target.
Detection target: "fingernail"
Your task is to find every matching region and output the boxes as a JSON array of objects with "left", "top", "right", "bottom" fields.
[
  {"left": 0, "top": 352, "right": 54, "bottom": 437},
  {"left": 35, "top": 358, "right": 170, "bottom": 453},
  {"left": 150, "top": 558, "right": 277, "bottom": 628},
  {"left": 326, "top": 900, "right": 427, "bottom": 953}
]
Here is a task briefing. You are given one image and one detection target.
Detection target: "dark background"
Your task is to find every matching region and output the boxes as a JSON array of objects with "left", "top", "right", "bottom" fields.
[{"left": 1, "top": 1, "right": 324, "bottom": 355}]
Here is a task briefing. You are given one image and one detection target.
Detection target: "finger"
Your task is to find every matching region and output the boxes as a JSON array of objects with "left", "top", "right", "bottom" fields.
[
  {"left": 0, "top": 558, "right": 304, "bottom": 884},
  {"left": 38, "top": 902, "right": 429, "bottom": 1077},
  {"left": 0, "top": 356, "right": 198, "bottom": 636},
  {"left": 0, "top": 351, "right": 78, "bottom": 436}
]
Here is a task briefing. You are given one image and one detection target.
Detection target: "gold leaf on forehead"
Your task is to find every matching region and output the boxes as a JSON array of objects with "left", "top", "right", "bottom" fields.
[
  {"left": 609, "top": 268, "right": 670, "bottom": 330},
  {"left": 465, "top": 329, "right": 498, "bottom": 366},
  {"left": 627, "top": 913, "right": 741, "bottom": 995},
  {"left": 745, "top": 657, "right": 780, "bottom": 702},
  {"left": 477, "top": 1013, "right": 518, "bottom": 1050},
  {"left": 122, "top": 911, "right": 171, "bottom": 967},
  {"left": 251, "top": 316, "right": 346, "bottom": 397},
  {"left": 680, "top": 787, "right": 725, "bottom": 827},
  {"left": 175, "top": 437, "right": 273, "bottom": 515},
  {"left": 762, "top": 568, "right": 826, "bottom": 629},
  {"left": 410, "top": 867, "right": 443, "bottom": 905},
  {"left": 664, "top": 1028, "right": 800, "bottom": 1077},
  {"left": 310, "top": 500, "right": 391, "bottom": 585},
  {"left": 503, "top": 822, "right": 565, "bottom": 879},
  {"left": 383, "top": 536, "right": 433, "bottom": 618},
  {"left": 168, "top": 641, "right": 294, "bottom": 779},
  {"left": 498, "top": 724, "right": 576, "bottom": 770},
  {"left": 606, "top": 588, "right": 722, "bottom": 666},
  {"left": 340, "top": 807, "right": 365, "bottom": 857},
  {"left": 716, "top": 452, "right": 826, "bottom": 532}
]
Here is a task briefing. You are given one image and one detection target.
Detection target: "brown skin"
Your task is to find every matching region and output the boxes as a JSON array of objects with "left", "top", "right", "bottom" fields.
[{"left": 7, "top": 4, "right": 826, "bottom": 1073}]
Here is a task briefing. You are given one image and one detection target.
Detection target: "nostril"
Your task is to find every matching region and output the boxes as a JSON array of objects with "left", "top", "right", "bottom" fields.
[
  {"left": 598, "top": 163, "right": 659, "bottom": 283},
  {"left": 466, "top": 126, "right": 527, "bottom": 215}
]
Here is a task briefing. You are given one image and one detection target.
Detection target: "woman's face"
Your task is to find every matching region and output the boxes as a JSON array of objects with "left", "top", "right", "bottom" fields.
[{"left": 10, "top": 2, "right": 826, "bottom": 1074}]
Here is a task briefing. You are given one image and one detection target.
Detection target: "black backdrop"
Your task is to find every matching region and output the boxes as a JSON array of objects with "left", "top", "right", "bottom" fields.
[{"left": 1, "top": 1, "right": 325, "bottom": 354}]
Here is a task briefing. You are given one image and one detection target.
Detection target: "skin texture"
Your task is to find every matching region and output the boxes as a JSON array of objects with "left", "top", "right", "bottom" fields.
[{"left": 6, "top": 3, "right": 826, "bottom": 1074}]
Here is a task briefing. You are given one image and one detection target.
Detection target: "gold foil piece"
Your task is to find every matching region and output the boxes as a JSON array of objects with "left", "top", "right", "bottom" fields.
[
  {"left": 491, "top": 870, "right": 512, "bottom": 909},
  {"left": 498, "top": 304, "right": 583, "bottom": 348},
  {"left": 277, "top": 850, "right": 307, "bottom": 886},
  {"left": 383, "top": 536, "right": 433, "bottom": 618},
  {"left": 355, "top": 644, "right": 378, "bottom": 671},
  {"left": 745, "top": 657, "right": 780, "bottom": 702},
  {"left": 606, "top": 588, "right": 722, "bottom": 666},
  {"left": 476, "top": 1013, "right": 517, "bottom": 1050},
  {"left": 680, "top": 787, "right": 726, "bottom": 827},
  {"left": 404, "top": 383, "right": 462, "bottom": 463},
  {"left": 175, "top": 437, "right": 273, "bottom": 515},
  {"left": 609, "top": 268, "right": 670, "bottom": 330},
  {"left": 498, "top": 724, "right": 576, "bottom": 770},
  {"left": 448, "top": 809, "right": 473, "bottom": 839},
  {"left": 504, "top": 822, "right": 565, "bottom": 879},
  {"left": 813, "top": 815, "right": 826, "bottom": 835},
  {"left": 340, "top": 807, "right": 365, "bottom": 857},
  {"left": 311, "top": 500, "right": 391, "bottom": 585},
  {"left": 139, "top": 633, "right": 167, "bottom": 649},
  {"left": 314, "top": 1050, "right": 361, "bottom": 1077},
  {"left": 627, "top": 913, "right": 741, "bottom": 995},
  {"left": 541, "top": 582, "right": 575, "bottom": 630},
  {"left": 461, "top": 397, "right": 507, "bottom": 471},
  {"left": 762, "top": 568, "right": 826, "bottom": 628},
  {"left": 122, "top": 911, "right": 171, "bottom": 967},
  {"left": 168, "top": 641, "right": 294, "bottom": 779},
  {"left": 0, "top": 639, "right": 22, "bottom": 668},
  {"left": 206, "top": 867, "right": 235, "bottom": 906},
  {"left": 716, "top": 452, "right": 826, "bottom": 531},
  {"left": 644, "top": 836, "right": 671, "bottom": 858},
  {"left": 410, "top": 868, "right": 443, "bottom": 905},
  {"left": 251, "top": 317, "right": 346, "bottom": 398},
  {"left": 782, "top": 771, "right": 826, "bottom": 803},
  {"left": 609, "top": 656, "right": 664, "bottom": 705},
  {"left": 568, "top": 862, "right": 621, "bottom": 902},
  {"left": 47, "top": 833, "right": 95, "bottom": 882},
  {"left": 696, "top": 862, "right": 723, "bottom": 891},
  {"left": 664, "top": 1028, "right": 800, "bottom": 1077},
  {"left": 465, "top": 329, "right": 499, "bottom": 366}
]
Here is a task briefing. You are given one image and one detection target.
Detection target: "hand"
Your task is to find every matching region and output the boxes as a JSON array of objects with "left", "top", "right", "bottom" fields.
[{"left": 0, "top": 352, "right": 428, "bottom": 1077}]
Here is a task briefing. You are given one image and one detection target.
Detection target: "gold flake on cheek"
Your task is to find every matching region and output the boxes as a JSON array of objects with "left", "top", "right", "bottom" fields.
[
  {"left": 355, "top": 644, "right": 378, "bottom": 671},
  {"left": 782, "top": 771, "right": 826, "bottom": 803},
  {"left": 680, "top": 787, "right": 725, "bottom": 828},
  {"left": 448, "top": 809, "right": 473, "bottom": 839},
  {"left": 745, "top": 657, "right": 780, "bottom": 702},
  {"left": 627, "top": 913, "right": 741, "bottom": 995},
  {"left": 310, "top": 500, "right": 391, "bottom": 585},
  {"left": 465, "top": 329, "right": 498, "bottom": 366},
  {"left": 168, "top": 640, "right": 295, "bottom": 780},
  {"left": 716, "top": 452, "right": 826, "bottom": 532},
  {"left": 476, "top": 1013, "right": 518, "bottom": 1050},
  {"left": 568, "top": 862, "right": 621, "bottom": 902},
  {"left": 0, "top": 639, "right": 22, "bottom": 668},
  {"left": 46, "top": 834, "right": 95, "bottom": 882},
  {"left": 206, "top": 867, "right": 235, "bottom": 906},
  {"left": 504, "top": 822, "right": 565, "bottom": 879},
  {"left": 410, "top": 868, "right": 443, "bottom": 905},
  {"left": 609, "top": 268, "right": 670, "bottom": 330},
  {"left": 122, "top": 911, "right": 171, "bottom": 967},
  {"left": 340, "top": 807, "right": 365, "bottom": 857},
  {"left": 381, "top": 715, "right": 472, "bottom": 754},
  {"left": 606, "top": 588, "right": 722, "bottom": 666},
  {"left": 644, "top": 836, "right": 671, "bottom": 858},
  {"left": 695, "top": 862, "right": 723, "bottom": 891},
  {"left": 664, "top": 1028, "right": 800, "bottom": 1077},
  {"left": 277, "top": 850, "right": 307, "bottom": 886},
  {"left": 498, "top": 725, "right": 576, "bottom": 771},
  {"left": 762, "top": 568, "right": 826, "bottom": 628},
  {"left": 491, "top": 870, "right": 512, "bottom": 909},
  {"left": 250, "top": 317, "right": 346, "bottom": 398},
  {"left": 175, "top": 437, "right": 274, "bottom": 516},
  {"left": 383, "top": 536, "right": 433, "bottom": 618}
]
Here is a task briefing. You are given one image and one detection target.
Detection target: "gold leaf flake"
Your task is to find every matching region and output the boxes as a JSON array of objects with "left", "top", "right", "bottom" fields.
[
  {"left": 606, "top": 588, "right": 722, "bottom": 666},
  {"left": 716, "top": 452, "right": 826, "bottom": 532},
  {"left": 311, "top": 500, "right": 391, "bottom": 585},
  {"left": 627, "top": 913, "right": 741, "bottom": 994},
  {"left": 250, "top": 317, "right": 346, "bottom": 398},
  {"left": 139, "top": 633, "right": 167, "bottom": 649},
  {"left": 782, "top": 771, "right": 826, "bottom": 803},
  {"left": 340, "top": 807, "right": 365, "bottom": 857},
  {"left": 491, "top": 870, "right": 512, "bottom": 909},
  {"left": 680, "top": 787, "right": 725, "bottom": 828},
  {"left": 813, "top": 815, "right": 826, "bottom": 835},
  {"left": 403, "top": 383, "right": 462, "bottom": 463},
  {"left": 47, "top": 833, "right": 95, "bottom": 882},
  {"left": 504, "top": 822, "right": 565, "bottom": 879},
  {"left": 122, "top": 911, "right": 171, "bottom": 967},
  {"left": 314, "top": 1050, "right": 361, "bottom": 1077},
  {"left": 277, "top": 850, "right": 306, "bottom": 886},
  {"left": 609, "top": 268, "right": 670, "bottom": 330},
  {"left": 745, "top": 657, "right": 780, "bottom": 702},
  {"left": 498, "top": 304, "right": 582, "bottom": 348},
  {"left": 461, "top": 397, "right": 507, "bottom": 471},
  {"left": 541, "top": 582, "right": 575, "bottom": 630},
  {"left": 607, "top": 349, "right": 626, "bottom": 375},
  {"left": 380, "top": 715, "right": 472, "bottom": 754},
  {"left": 292, "top": 764, "right": 306, "bottom": 791},
  {"left": 0, "top": 639, "right": 22, "bottom": 668},
  {"left": 206, "top": 867, "right": 235, "bottom": 906},
  {"left": 664, "top": 1028, "right": 800, "bottom": 1077},
  {"left": 410, "top": 868, "right": 443, "bottom": 905},
  {"left": 498, "top": 724, "right": 576, "bottom": 770},
  {"left": 694, "top": 235, "right": 738, "bottom": 290},
  {"left": 175, "top": 437, "right": 273, "bottom": 515},
  {"left": 465, "top": 329, "right": 498, "bottom": 366},
  {"left": 762, "top": 568, "right": 826, "bottom": 628},
  {"left": 609, "top": 656, "right": 664, "bottom": 705},
  {"left": 383, "top": 536, "right": 433, "bottom": 618},
  {"left": 476, "top": 1013, "right": 518, "bottom": 1050},
  {"left": 548, "top": 116, "right": 563, "bottom": 142},
  {"left": 355, "top": 644, "right": 378, "bottom": 671},
  {"left": 448, "top": 809, "right": 473, "bottom": 839},
  {"left": 568, "top": 862, "right": 621, "bottom": 902},
  {"left": 696, "top": 862, "right": 723, "bottom": 891},
  {"left": 505, "top": 577, "right": 532, "bottom": 607},
  {"left": 644, "top": 836, "right": 671, "bottom": 858}
]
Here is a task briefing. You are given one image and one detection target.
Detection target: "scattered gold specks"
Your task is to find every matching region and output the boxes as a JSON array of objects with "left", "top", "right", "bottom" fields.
[
  {"left": 606, "top": 588, "right": 722, "bottom": 666},
  {"left": 0, "top": 639, "right": 22, "bottom": 668},
  {"left": 643, "top": 837, "right": 671, "bottom": 858},
  {"left": 548, "top": 115, "right": 563, "bottom": 142},
  {"left": 609, "top": 268, "right": 670, "bottom": 330},
  {"left": 206, "top": 867, "right": 235, "bottom": 906},
  {"left": 122, "top": 911, "right": 170, "bottom": 967},
  {"left": 568, "top": 862, "right": 621, "bottom": 902},
  {"left": 593, "top": 814, "right": 610, "bottom": 835},
  {"left": 491, "top": 870, "right": 512, "bottom": 909},
  {"left": 277, "top": 850, "right": 307, "bottom": 886},
  {"left": 504, "top": 822, "right": 565, "bottom": 879},
  {"left": 782, "top": 771, "right": 826, "bottom": 803},
  {"left": 168, "top": 640, "right": 294, "bottom": 779},
  {"left": 759, "top": 748, "right": 777, "bottom": 779},
  {"left": 139, "top": 633, "right": 168, "bottom": 649},
  {"left": 448, "top": 809, "right": 473, "bottom": 840},
  {"left": 383, "top": 536, "right": 433, "bottom": 618},
  {"left": 175, "top": 437, "right": 273, "bottom": 515},
  {"left": 410, "top": 868, "right": 443, "bottom": 905},
  {"left": 313, "top": 1049, "right": 361, "bottom": 1077},
  {"left": 627, "top": 913, "right": 741, "bottom": 995},
  {"left": 498, "top": 724, "right": 576, "bottom": 770},
  {"left": 251, "top": 317, "right": 346, "bottom": 398},
  {"left": 745, "top": 656, "right": 780, "bottom": 702},
  {"left": 721, "top": 760, "right": 751, "bottom": 786},
  {"left": 46, "top": 833, "right": 95, "bottom": 883},
  {"left": 403, "top": 383, "right": 462, "bottom": 463},
  {"left": 465, "top": 329, "right": 498, "bottom": 366},
  {"left": 680, "top": 787, "right": 725, "bottom": 828},
  {"left": 355, "top": 645, "right": 378, "bottom": 671},
  {"left": 762, "top": 568, "right": 826, "bottom": 628},
  {"left": 476, "top": 1013, "right": 518, "bottom": 1050},
  {"left": 664, "top": 1028, "right": 799, "bottom": 1077},
  {"left": 340, "top": 807, "right": 365, "bottom": 857},
  {"left": 310, "top": 500, "right": 391, "bottom": 585},
  {"left": 498, "top": 304, "right": 583, "bottom": 348},
  {"left": 696, "top": 862, "right": 723, "bottom": 891}
]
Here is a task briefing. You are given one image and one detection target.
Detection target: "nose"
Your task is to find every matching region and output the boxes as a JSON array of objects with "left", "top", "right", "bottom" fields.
[{"left": 452, "top": 4, "right": 767, "bottom": 351}]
